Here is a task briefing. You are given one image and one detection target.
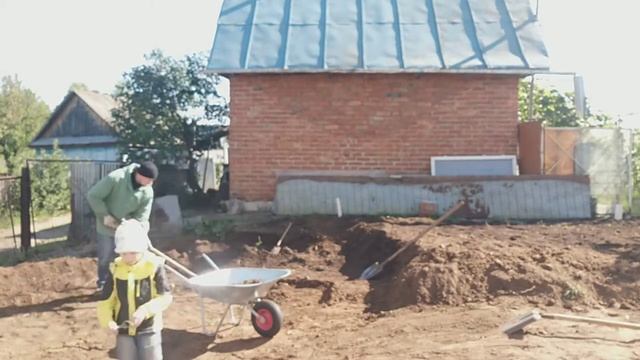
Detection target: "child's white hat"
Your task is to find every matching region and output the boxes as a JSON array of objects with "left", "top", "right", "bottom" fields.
[{"left": 114, "top": 219, "right": 150, "bottom": 254}]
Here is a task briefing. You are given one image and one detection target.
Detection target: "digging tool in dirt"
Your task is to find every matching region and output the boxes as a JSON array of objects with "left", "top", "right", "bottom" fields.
[
  {"left": 359, "top": 201, "right": 465, "bottom": 280},
  {"left": 502, "top": 309, "right": 640, "bottom": 336},
  {"left": 270, "top": 222, "right": 293, "bottom": 255}
]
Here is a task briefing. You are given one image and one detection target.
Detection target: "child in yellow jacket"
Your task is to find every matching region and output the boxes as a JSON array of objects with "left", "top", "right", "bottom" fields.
[{"left": 97, "top": 219, "right": 172, "bottom": 360}]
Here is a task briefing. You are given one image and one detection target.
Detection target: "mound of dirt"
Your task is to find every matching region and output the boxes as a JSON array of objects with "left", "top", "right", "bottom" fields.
[
  {"left": 0, "top": 257, "right": 96, "bottom": 309},
  {"left": 358, "top": 221, "right": 640, "bottom": 312}
]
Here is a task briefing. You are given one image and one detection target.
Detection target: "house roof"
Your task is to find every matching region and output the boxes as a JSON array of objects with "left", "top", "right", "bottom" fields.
[
  {"left": 30, "top": 90, "right": 117, "bottom": 148},
  {"left": 207, "top": 0, "right": 549, "bottom": 74},
  {"left": 73, "top": 89, "right": 116, "bottom": 123},
  {"left": 30, "top": 135, "right": 118, "bottom": 148}
]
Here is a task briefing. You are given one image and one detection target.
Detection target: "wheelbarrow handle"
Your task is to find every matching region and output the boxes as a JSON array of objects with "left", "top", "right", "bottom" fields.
[
  {"left": 201, "top": 253, "right": 220, "bottom": 271},
  {"left": 148, "top": 245, "right": 197, "bottom": 278}
]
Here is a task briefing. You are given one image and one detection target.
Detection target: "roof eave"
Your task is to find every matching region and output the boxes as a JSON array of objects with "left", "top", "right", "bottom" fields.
[{"left": 206, "top": 67, "right": 552, "bottom": 76}]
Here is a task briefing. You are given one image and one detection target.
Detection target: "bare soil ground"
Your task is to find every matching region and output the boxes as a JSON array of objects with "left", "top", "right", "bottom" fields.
[{"left": 1, "top": 216, "right": 640, "bottom": 359}]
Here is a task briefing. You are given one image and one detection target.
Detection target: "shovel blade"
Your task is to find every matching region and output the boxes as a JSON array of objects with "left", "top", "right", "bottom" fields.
[
  {"left": 270, "top": 246, "right": 281, "bottom": 255},
  {"left": 359, "top": 262, "right": 383, "bottom": 280},
  {"left": 501, "top": 310, "right": 542, "bottom": 336}
]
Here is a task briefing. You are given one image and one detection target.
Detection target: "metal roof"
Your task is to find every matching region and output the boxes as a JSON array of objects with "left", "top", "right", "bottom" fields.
[{"left": 208, "top": 0, "right": 549, "bottom": 74}]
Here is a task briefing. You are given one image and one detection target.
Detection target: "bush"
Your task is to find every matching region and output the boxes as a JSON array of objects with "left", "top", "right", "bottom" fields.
[
  {"left": 0, "top": 179, "right": 20, "bottom": 228},
  {"left": 31, "top": 146, "right": 70, "bottom": 215}
]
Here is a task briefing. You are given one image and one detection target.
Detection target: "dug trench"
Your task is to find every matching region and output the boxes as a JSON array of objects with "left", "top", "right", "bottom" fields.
[{"left": 161, "top": 217, "right": 640, "bottom": 315}]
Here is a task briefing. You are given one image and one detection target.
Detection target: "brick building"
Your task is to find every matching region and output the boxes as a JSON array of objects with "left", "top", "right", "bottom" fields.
[{"left": 208, "top": 0, "right": 549, "bottom": 203}]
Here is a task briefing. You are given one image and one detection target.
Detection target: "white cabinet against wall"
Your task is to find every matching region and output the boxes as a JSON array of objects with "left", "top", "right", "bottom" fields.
[{"left": 430, "top": 155, "right": 519, "bottom": 176}]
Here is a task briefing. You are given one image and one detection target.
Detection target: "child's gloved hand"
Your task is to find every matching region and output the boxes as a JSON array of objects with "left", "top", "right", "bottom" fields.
[
  {"left": 131, "top": 308, "right": 148, "bottom": 327},
  {"left": 108, "top": 321, "right": 119, "bottom": 333}
]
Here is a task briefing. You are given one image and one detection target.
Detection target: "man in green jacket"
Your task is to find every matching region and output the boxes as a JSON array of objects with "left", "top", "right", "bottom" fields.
[{"left": 87, "top": 161, "right": 158, "bottom": 290}]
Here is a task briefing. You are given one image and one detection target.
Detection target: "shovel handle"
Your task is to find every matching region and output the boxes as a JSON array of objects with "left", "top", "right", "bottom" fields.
[
  {"left": 148, "top": 246, "right": 197, "bottom": 278},
  {"left": 379, "top": 201, "right": 465, "bottom": 267},
  {"left": 541, "top": 312, "right": 640, "bottom": 330},
  {"left": 274, "top": 222, "right": 293, "bottom": 247}
]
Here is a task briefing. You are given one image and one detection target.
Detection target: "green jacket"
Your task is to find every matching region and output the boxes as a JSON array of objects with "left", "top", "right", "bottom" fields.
[{"left": 87, "top": 164, "right": 154, "bottom": 235}]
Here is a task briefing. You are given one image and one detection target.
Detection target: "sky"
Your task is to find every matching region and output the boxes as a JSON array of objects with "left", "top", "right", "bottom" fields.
[{"left": 0, "top": 0, "right": 638, "bottom": 127}]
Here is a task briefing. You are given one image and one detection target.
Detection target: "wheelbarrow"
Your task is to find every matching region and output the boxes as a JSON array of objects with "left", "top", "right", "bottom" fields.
[{"left": 149, "top": 246, "right": 292, "bottom": 338}]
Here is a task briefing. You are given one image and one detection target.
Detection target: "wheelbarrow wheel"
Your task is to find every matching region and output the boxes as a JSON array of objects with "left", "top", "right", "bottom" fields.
[{"left": 251, "top": 300, "right": 283, "bottom": 337}]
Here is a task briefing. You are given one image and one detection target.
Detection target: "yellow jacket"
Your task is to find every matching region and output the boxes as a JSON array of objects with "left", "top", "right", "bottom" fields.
[{"left": 97, "top": 252, "right": 172, "bottom": 336}]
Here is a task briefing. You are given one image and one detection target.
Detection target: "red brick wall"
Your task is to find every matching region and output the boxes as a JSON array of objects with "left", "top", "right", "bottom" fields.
[{"left": 229, "top": 73, "right": 519, "bottom": 201}]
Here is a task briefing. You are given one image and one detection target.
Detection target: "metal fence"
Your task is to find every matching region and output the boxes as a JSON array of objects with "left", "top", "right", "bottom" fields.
[
  {"left": 544, "top": 128, "right": 633, "bottom": 215},
  {"left": 275, "top": 174, "right": 592, "bottom": 219}
]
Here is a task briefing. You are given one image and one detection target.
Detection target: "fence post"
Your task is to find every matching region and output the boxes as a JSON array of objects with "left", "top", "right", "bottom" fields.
[{"left": 20, "top": 166, "right": 31, "bottom": 252}]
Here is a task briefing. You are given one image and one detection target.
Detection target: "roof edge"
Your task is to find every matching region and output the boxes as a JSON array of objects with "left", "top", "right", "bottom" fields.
[
  {"left": 206, "top": 67, "right": 553, "bottom": 76},
  {"left": 30, "top": 135, "right": 119, "bottom": 148}
]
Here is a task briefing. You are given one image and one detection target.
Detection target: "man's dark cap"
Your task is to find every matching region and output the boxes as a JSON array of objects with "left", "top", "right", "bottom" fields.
[{"left": 137, "top": 161, "right": 158, "bottom": 180}]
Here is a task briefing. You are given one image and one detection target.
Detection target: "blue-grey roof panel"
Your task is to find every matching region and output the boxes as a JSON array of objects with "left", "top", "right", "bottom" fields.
[
  {"left": 216, "top": 0, "right": 254, "bottom": 24},
  {"left": 401, "top": 24, "right": 442, "bottom": 68},
  {"left": 328, "top": 0, "right": 359, "bottom": 25},
  {"left": 208, "top": 0, "right": 549, "bottom": 73},
  {"left": 365, "top": 0, "right": 394, "bottom": 23},
  {"left": 469, "top": 0, "right": 527, "bottom": 68},
  {"left": 287, "top": 25, "right": 323, "bottom": 68},
  {"left": 290, "top": 0, "right": 322, "bottom": 24},
  {"left": 326, "top": 23, "right": 361, "bottom": 68},
  {"left": 254, "top": 0, "right": 287, "bottom": 24},
  {"left": 248, "top": 24, "right": 285, "bottom": 68},
  {"left": 209, "top": 25, "right": 247, "bottom": 69},
  {"left": 365, "top": 24, "right": 402, "bottom": 68}
]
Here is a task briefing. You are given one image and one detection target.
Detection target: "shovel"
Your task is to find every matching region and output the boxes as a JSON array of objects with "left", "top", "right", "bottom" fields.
[
  {"left": 502, "top": 309, "right": 640, "bottom": 336},
  {"left": 359, "top": 201, "right": 465, "bottom": 280},
  {"left": 270, "top": 222, "right": 293, "bottom": 255}
]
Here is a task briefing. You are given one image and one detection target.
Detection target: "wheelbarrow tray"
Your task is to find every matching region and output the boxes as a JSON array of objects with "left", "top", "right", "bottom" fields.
[{"left": 187, "top": 267, "right": 291, "bottom": 305}]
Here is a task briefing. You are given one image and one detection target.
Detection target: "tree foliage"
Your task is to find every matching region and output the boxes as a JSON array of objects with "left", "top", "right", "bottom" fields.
[
  {"left": 31, "top": 143, "right": 71, "bottom": 215},
  {"left": 0, "top": 75, "right": 50, "bottom": 175},
  {"left": 69, "top": 82, "right": 89, "bottom": 92},
  {"left": 518, "top": 80, "right": 615, "bottom": 128},
  {"left": 112, "top": 50, "right": 229, "bottom": 193}
]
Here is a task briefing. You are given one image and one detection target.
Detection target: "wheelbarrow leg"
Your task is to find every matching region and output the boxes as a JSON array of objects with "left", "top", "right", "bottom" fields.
[
  {"left": 230, "top": 305, "right": 246, "bottom": 326},
  {"left": 199, "top": 297, "right": 211, "bottom": 336},
  {"left": 229, "top": 305, "right": 238, "bottom": 324},
  {"left": 213, "top": 304, "right": 232, "bottom": 337}
]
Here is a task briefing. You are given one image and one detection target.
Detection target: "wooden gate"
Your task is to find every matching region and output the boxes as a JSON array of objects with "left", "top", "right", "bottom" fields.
[{"left": 69, "top": 162, "right": 120, "bottom": 243}]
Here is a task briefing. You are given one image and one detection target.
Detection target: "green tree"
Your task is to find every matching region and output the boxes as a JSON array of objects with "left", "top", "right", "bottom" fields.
[
  {"left": 69, "top": 82, "right": 89, "bottom": 92},
  {"left": 518, "top": 80, "right": 615, "bottom": 128},
  {"left": 112, "top": 50, "right": 229, "bottom": 193},
  {"left": 0, "top": 75, "right": 50, "bottom": 175},
  {"left": 31, "top": 143, "right": 71, "bottom": 215}
]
